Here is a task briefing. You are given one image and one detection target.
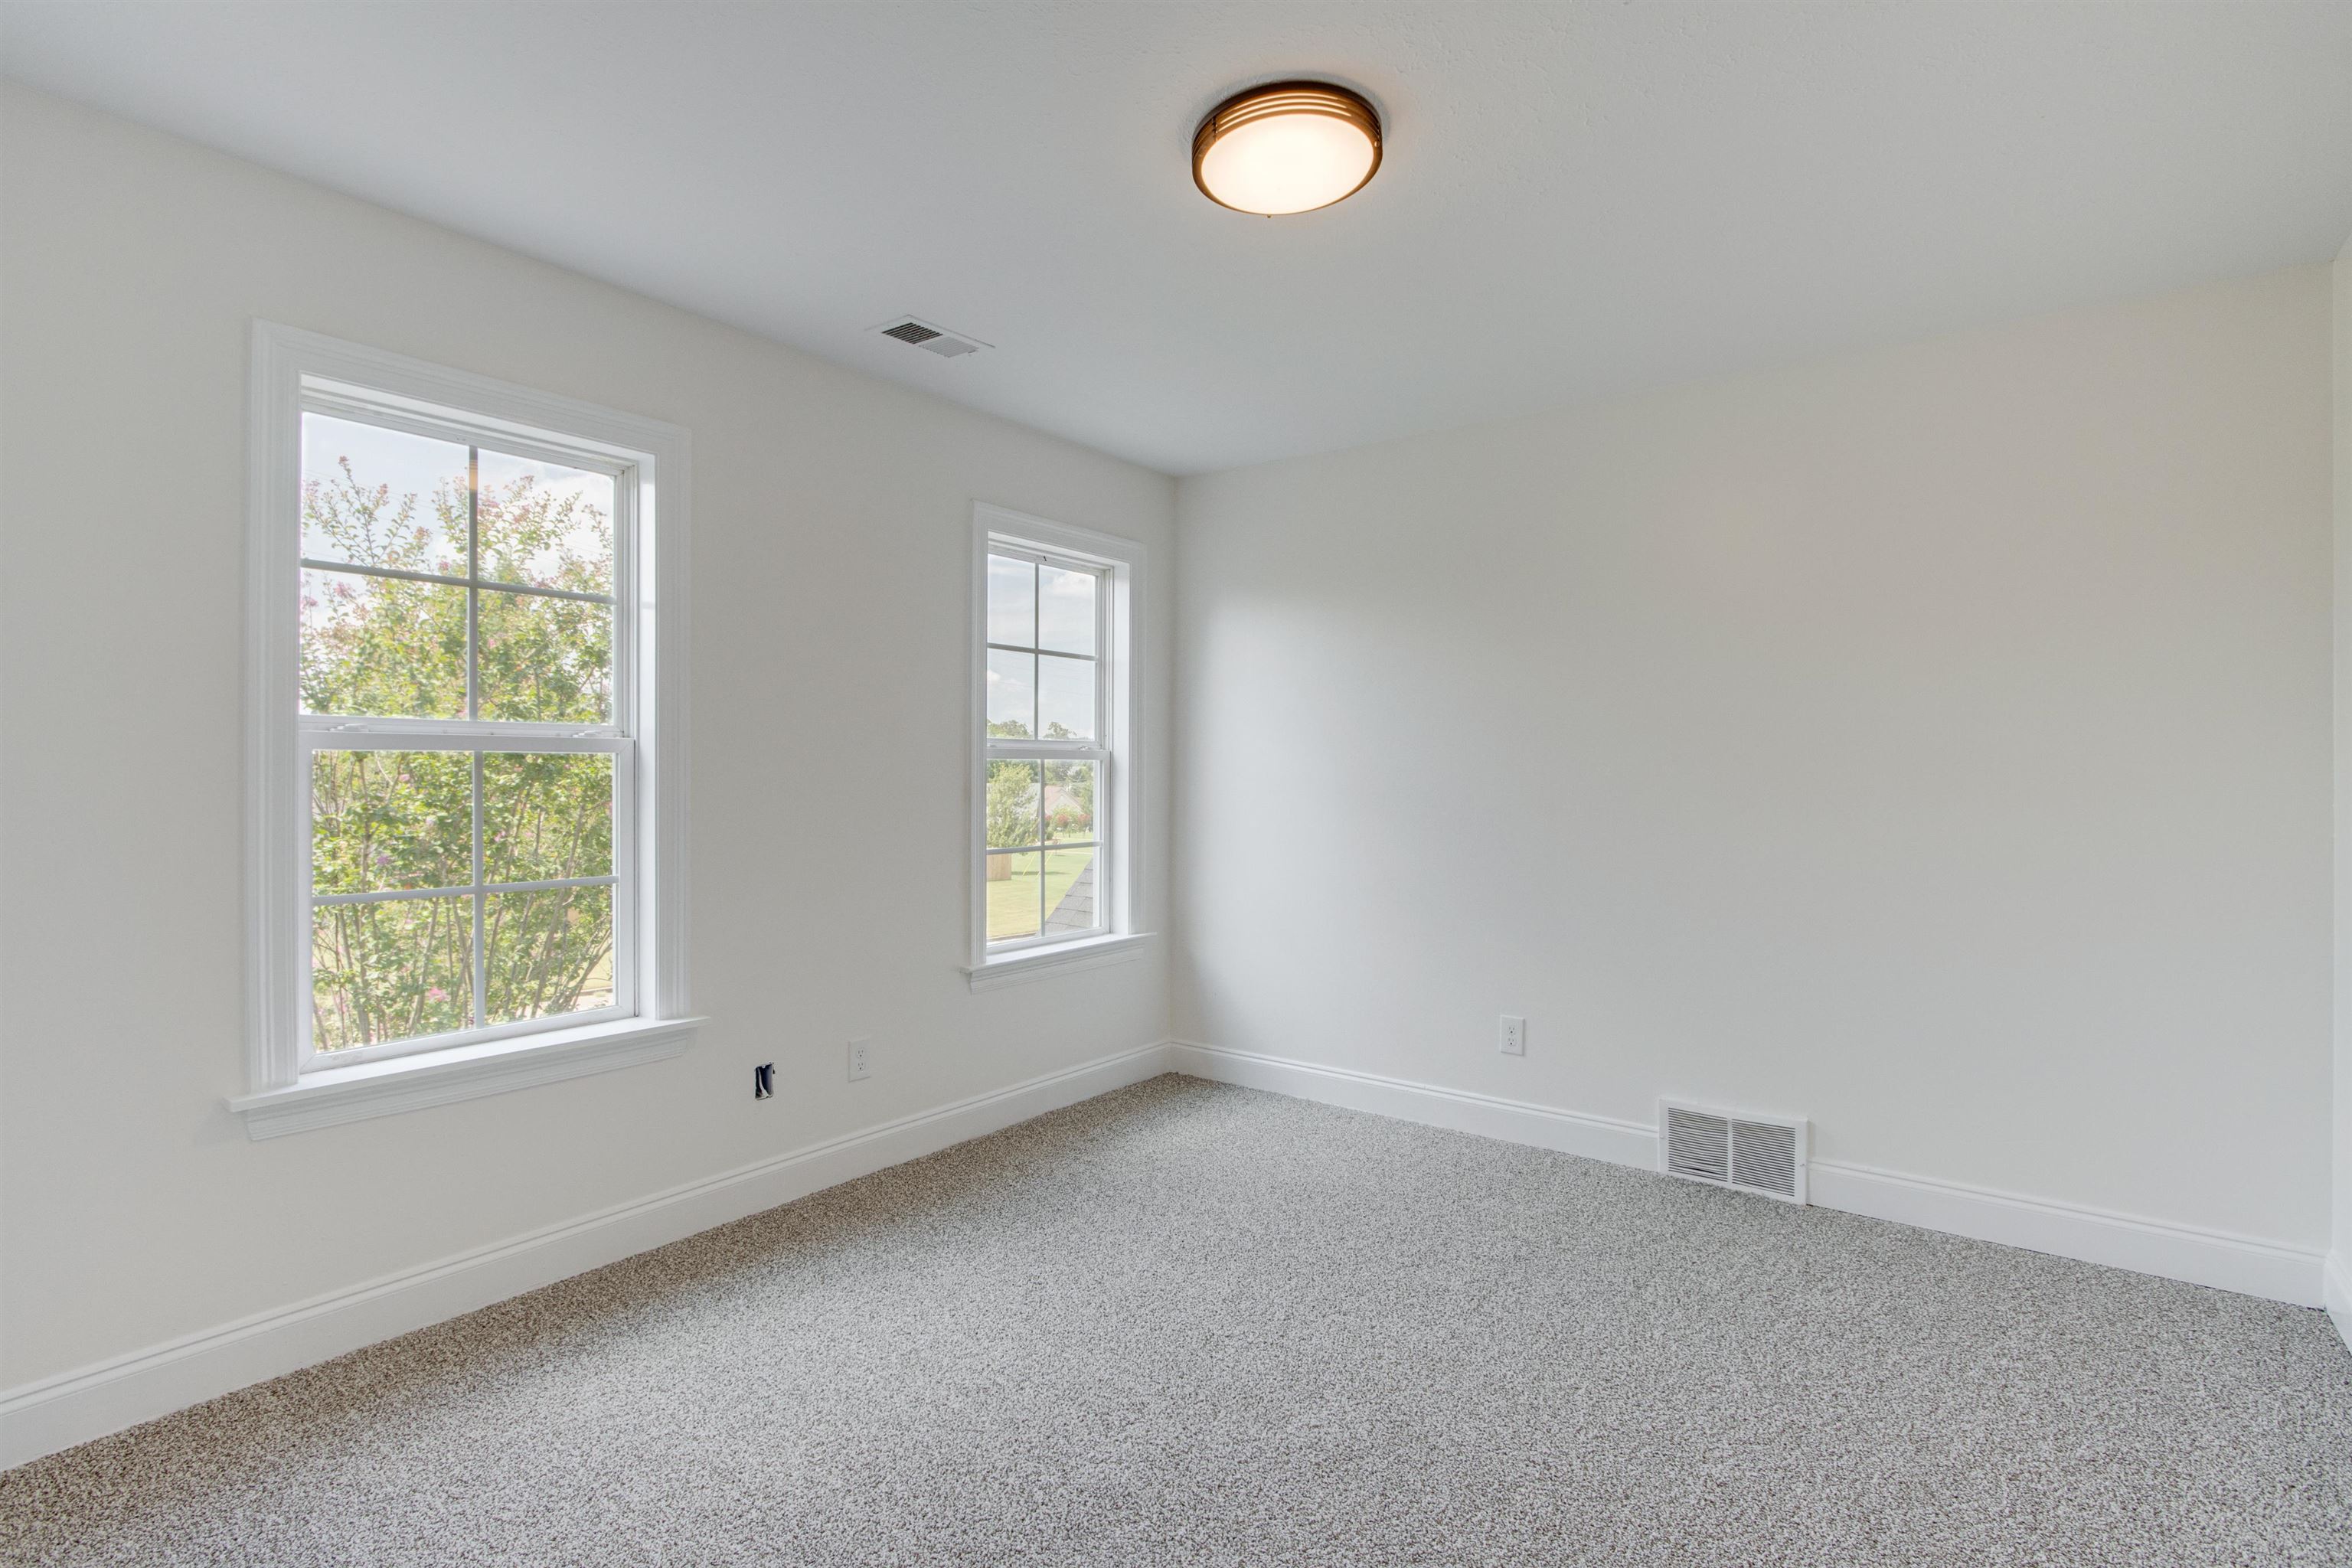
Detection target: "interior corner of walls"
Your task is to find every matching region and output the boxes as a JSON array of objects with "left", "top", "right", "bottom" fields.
[
  {"left": 2326, "top": 1253, "right": 2352, "bottom": 1358},
  {"left": 1165, "top": 1040, "right": 1659, "bottom": 1172}
]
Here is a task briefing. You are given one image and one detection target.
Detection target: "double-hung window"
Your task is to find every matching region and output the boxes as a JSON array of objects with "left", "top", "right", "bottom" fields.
[
  {"left": 238, "top": 325, "right": 692, "bottom": 1135},
  {"left": 970, "top": 505, "right": 1145, "bottom": 985},
  {"left": 299, "top": 407, "right": 628, "bottom": 1055}
]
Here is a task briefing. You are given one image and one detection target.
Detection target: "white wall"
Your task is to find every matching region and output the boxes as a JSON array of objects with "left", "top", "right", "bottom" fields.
[
  {"left": 1174, "top": 266, "right": 2334, "bottom": 1251},
  {"left": 0, "top": 88, "right": 1174, "bottom": 1393}
]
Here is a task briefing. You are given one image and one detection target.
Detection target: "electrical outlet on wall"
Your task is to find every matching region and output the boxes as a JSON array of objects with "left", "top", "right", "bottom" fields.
[
  {"left": 848, "top": 1037, "right": 873, "bottom": 1082},
  {"left": 1498, "top": 1015, "right": 1526, "bottom": 1057}
]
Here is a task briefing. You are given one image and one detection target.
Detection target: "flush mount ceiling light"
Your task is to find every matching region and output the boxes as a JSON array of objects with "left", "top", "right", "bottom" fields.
[{"left": 1192, "top": 80, "right": 1383, "bottom": 216}]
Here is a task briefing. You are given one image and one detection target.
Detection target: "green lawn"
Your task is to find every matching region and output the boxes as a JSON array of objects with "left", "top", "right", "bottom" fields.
[{"left": 986, "top": 846, "right": 1096, "bottom": 941}]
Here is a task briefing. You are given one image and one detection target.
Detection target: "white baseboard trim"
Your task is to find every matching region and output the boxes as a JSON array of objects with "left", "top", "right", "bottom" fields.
[
  {"left": 12, "top": 1040, "right": 2331, "bottom": 1472},
  {"left": 1168, "top": 1040, "right": 2325, "bottom": 1311},
  {"left": 2325, "top": 1251, "right": 2352, "bottom": 1357},
  {"left": 0, "top": 1040, "right": 1175, "bottom": 1472},
  {"left": 1164, "top": 1041, "right": 1657, "bottom": 1170}
]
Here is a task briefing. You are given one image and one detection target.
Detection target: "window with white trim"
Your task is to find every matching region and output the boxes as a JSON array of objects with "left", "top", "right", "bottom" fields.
[
  {"left": 243, "top": 325, "right": 691, "bottom": 1126},
  {"left": 972, "top": 507, "right": 1141, "bottom": 974}
]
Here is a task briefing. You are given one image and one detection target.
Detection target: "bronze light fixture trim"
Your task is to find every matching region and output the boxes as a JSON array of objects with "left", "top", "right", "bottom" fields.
[{"left": 1192, "top": 80, "right": 1384, "bottom": 216}]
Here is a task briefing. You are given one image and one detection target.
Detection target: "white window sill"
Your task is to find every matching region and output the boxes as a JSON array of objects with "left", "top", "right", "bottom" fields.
[
  {"left": 965, "top": 932, "right": 1154, "bottom": 992},
  {"left": 226, "top": 1014, "right": 704, "bottom": 1140}
]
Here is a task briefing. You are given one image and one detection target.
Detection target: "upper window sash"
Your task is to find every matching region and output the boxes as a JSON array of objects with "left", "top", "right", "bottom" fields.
[
  {"left": 982, "top": 542, "right": 1108, "bottom": 750},
  {"left": 298, "top": 389, "right": 639, "bottom": 736}
]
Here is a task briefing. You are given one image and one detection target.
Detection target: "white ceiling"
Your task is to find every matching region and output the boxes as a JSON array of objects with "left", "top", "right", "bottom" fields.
[{"left": 5, "top": 2, "right": 2350, "bottom": 475}]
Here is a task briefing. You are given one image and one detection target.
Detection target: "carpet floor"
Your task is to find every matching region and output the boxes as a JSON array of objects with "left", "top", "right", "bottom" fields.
[{"left": 5, "top": 1074, "right": 2350, "bottom": 1566}]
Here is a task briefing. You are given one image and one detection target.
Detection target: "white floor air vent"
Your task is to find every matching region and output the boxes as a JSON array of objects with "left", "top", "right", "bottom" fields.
[
  {"left": 873, "top": 315, "right": 987, "bottom": 358},
  {"left": 1658, "top": 1099, "right": 1808, "bottom": 1204}
]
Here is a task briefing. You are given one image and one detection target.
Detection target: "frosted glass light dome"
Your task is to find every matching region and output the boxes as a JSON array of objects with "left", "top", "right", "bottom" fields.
[{"left": 1193, "top": 82, "right": 1383, "bottom": 216}]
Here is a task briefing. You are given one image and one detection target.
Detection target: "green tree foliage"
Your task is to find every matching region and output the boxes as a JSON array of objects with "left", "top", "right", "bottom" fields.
[
  {"left": 303, "top": 452, "right": 617, "bottom": 1050},
  {"left": 986, "top": 760, "right": 1040, "bottom": 850}
]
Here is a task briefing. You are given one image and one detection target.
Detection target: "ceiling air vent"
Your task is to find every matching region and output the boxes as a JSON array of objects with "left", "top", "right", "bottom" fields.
[
  {"left": 1659, "top": 1099, "right": 1808, "bottom": 1204},
  {"left": 873, "top": 315, "right": 987, "bottom": 359}
]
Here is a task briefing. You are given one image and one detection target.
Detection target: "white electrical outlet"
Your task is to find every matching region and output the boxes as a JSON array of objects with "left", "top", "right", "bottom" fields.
[
  {"left": 848, "top": 1037, "right": 873, "bottom": 1081},
  {"left": 1498, "top": 1015, "right": 1526, "bottom": 1056}
]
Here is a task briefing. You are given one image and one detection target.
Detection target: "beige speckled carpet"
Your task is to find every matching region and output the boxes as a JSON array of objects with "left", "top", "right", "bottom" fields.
[{"left": 5, "top": 1074, "right": 2350, "bottom": 1565}]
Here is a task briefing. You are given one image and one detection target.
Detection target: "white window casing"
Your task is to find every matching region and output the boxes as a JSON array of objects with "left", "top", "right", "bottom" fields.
[
  {"left": 965, "top": 504, "right": 1152, "bottom": 989},
  {"left": 234, "top": 323, "right": 697, "bottom": 1137}
]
